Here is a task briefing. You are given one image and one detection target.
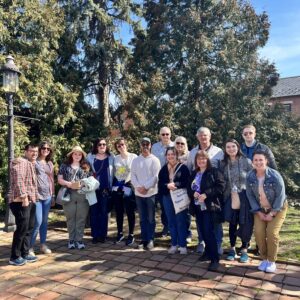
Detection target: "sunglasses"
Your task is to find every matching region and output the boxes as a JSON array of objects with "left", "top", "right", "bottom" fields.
[
  {"left": 41, "top": 147, "right": 50, "bottom": 151},
  {"left": 117, "top": 143, "right": 125, "bottom": 148},
  {"left": 161, "top": 133, "right": 170, "bottom": 136},
  {"left": 98, "top": 143, "right": 106, "bottom": 147},
  {"left": 243, "top": 132, "right": 254, "bottom": 136},
  {"left": 176, "top": 142, "right": 185, "bottom": 145},
  {"left": 142, "top": 143, "right": 150, "bottom": 147}
]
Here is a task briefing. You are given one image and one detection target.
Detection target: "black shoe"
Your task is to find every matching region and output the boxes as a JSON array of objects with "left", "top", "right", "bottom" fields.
[
  {"left": 138, "top": 241, "right": 147, "bottom": 249},
  {"left": 126, "top": 234, "right": 135, "bottom": 246},
  {"left": 198, "top": 252, "right": 210, "bottom": 262},
  {"left": 98, "top": 237, "right": 106, "bottom": 243},
  {"left": 92, "top": 237, "right": 98, "bottom": 244},
  {"left": 115, "top": 233, "right": 125, "bottom": 244},
  {"left": 208, "top": 261, "right": 220, "bottom": 272},
  {"left": 161, "top": 227, "right": 169, "bottom": 237}
]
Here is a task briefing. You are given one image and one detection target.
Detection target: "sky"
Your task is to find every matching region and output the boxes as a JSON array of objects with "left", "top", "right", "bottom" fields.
[
  {"left": 250, "top": 0, "right": 300, "bottom": 78},
  {"left": 118, "top": 1, "right": 300, "bottom": 79}
]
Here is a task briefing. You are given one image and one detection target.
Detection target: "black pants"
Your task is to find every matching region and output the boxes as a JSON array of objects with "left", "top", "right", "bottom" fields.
[
  {"left": 10, "top": 202, "right": 36, "bottom": 260},
  {"left": 195, "top": 209, "right": 219, "bottom": 263},
  {"left": 112, "top": 191, "right": 136, "bottom": 235},
  {"left": 229, "top": 223, "right": 248, "bottom": 248}
]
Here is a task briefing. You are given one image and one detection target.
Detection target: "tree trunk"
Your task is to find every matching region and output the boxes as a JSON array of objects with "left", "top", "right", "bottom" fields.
[{"left": 97, "top": 83, "right": 110, "bottom": 128}]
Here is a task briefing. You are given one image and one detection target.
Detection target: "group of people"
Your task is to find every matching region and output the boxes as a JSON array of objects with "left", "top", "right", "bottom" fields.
[{"left": 8, "top": 125, "right": 287, "bottom": 274}]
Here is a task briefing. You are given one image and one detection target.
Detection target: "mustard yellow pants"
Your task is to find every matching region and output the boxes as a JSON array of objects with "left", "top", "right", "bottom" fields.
[{"left": 254, "top": 202, "right": 288, "bottom": 262}]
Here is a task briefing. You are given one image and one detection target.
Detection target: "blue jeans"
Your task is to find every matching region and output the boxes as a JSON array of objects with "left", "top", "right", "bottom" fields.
[
  {"left": 195, "top": 208, "right": 219, "bottom": 262},
  {"left": 30, "top": 197, "right": 52, "bottom": 247},
  {"left": 197, "top": 217, "right": 223, "bottom": 248},
  {"left": 163, "top": 195, "right": 187, "bottom": 247},
  {"left": 156, "top": 194, "right": 168, "bottom": 231},
  {"left": 90, "top": 190, "right": 110, "bottom": 239},
  {"left": 136, "top": 195, "right": 156, "bottom": 242}
]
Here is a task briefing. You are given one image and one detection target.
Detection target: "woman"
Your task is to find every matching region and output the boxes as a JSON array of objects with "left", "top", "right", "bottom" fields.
[
  {"left": 188, "top": 150, "right": 225, "bottom": 271},
  {"left": 58, "top": 146, "right": 90, "bottom": 249},
  {"left": 29, "top": 141, "right": 55, "bottom": 255},
  {"left": 87, "top": 138, "right": 114, "bottom": 243},
  {"left": 175, "top": 136, "right": 192, "bottom": 243},
  {"left": 158, "top": 147, "right": 190, "bottom": 254},
  {"left": 246, "top": 150, "right": 288, "bottom": 273},
  {"left": 175, "top": 136, "right": 189, "bottom": 165},
  {"left": 112, "top": 138, "right": 137, "bottom": 245},
  {"left": 219, "top": 139, "right": 253, "bottom": 263}
]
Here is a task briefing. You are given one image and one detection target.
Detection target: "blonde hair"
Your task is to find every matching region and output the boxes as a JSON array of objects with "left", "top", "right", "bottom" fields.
[
  {"left": 242, "top": 124, "right": 256, "bottom": 133},
  {"left": 175, "top": 136, "right": 188, "bottom": 155}
]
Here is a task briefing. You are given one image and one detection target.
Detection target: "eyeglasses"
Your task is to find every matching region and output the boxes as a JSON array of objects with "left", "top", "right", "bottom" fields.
[
  {"left": 176, "top": 142, "right": 185, "bottom": 145},
  {"left": 41, "top": 147, "right": 50, "bottom": 151},
  {"left": 98, "top": 143, "right": 106, "bottom": 147},
  {"left": 161, "top": 133, "right": 170, "bottom": 136},
  {"left": 243, "top": 132, "right": 254, "bottom": 136},
  {"left": 117, "top": 143, "right": 125, "bottom": 148}
]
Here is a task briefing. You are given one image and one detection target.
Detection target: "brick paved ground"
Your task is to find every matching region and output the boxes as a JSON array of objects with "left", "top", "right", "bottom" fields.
[{"left": 0, "top": 224, "right": 299, "bottom": 299}]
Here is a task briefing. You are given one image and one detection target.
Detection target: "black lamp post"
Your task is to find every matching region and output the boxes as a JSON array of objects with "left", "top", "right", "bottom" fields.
[{"left": 1, "top": 55, "right": 21, "bottom": 232}]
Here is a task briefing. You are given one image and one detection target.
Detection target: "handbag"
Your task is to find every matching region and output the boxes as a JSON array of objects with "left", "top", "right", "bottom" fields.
[
  {"left": 56, "top": 187, "right": 70, "bottom": 205},
  {"left": 56, "top": 168, "right": 79, "bottom": 204},
  {"left": 170, "top": 188, "right": 190, "bottom": 214},
  {"left": 169, "top": 164, "right": 190, "bottom": 214},
  {"left": 227, "top": 164, "right": 241, "bottom": 210}
]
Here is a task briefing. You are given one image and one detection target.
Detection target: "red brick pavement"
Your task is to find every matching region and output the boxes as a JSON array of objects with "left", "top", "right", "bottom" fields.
[{"left": 0, "top": 226, "right": 299, "bottom": 299}]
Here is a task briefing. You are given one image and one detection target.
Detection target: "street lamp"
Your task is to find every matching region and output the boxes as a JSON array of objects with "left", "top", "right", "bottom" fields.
[{"left": 1, "top": 55, "right": 21, "bottom": 232}]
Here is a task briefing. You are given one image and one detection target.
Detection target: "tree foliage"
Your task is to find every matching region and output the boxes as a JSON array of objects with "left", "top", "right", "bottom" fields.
[{"left": 0, "top": 0, "right": 299, "bottom": 199}]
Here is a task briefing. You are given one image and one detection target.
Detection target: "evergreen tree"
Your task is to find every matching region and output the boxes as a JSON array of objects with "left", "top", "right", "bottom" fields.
[{"left": 55, "top": 0, "right": 141, "bottom": 132}]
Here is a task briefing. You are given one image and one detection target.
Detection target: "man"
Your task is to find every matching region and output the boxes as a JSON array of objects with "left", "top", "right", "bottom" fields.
[
  {"left": 8, "top": 144, "right": 39, "bottom": 266},
  {"left": 151, "top": 127, "right": 174, "bottom": 166},
  {"left": 187, "top": 127, "right": 224, "bottom": 171},
  {"left": 131, "top": 137, "right": 161, "bottom": 250},
  {"left": 241, "top": 125, "right": 277, "bottom": 169},
  {"left": 151, "top": 127, "right": 174, "bottom": 236},
  {"left": 187, "top": 127, "right": 224, "bottom": 256}
]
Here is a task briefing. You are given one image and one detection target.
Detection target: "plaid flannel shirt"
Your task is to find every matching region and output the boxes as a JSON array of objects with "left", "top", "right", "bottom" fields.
[{"left": 8, "top": 157, "right": 38, "bottom": 204}]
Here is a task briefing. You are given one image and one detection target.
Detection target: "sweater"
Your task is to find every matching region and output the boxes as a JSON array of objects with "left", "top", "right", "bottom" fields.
[
  {"left": 131, "top": 154, "right": 161, "bottom": 197},
  {"left": 158, "top": 163, "right": 190, "bottom": 196}
]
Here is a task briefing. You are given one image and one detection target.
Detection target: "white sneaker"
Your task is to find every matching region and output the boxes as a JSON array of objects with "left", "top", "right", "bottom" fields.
[
  {"left": 28, "top": 248, "right": 35, "bottom": 256},
  {"left": 258, "top": 260, "right": 268, "bottom": 271},
  {"left": 265, "top": 261, "right": 277, "bottom": 273},
  {"left": 178, "top": 247, "right": 187, "bottom": 255},
  {"left": 147, "top": 240, "right": 154, "bottom": 250},
  {"left": 196, "top": 242, "right": 205, "bottom": 254},
  {"left": 40, "top": 244, "right": 52, "bottom": 254},
  {"left": 68, "top": 240, "right": 76, "bottom": 249},
  {"left": 76, "top": 241, "right": 86, "bottom": 250},
  {"left": 168, "top": 245, "right": 178, "bottom": 254}
]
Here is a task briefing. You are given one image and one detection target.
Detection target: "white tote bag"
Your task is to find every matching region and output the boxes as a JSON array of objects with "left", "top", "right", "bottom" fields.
[{"left": 170, "top": 188, "right": 190, "bottom": 214}]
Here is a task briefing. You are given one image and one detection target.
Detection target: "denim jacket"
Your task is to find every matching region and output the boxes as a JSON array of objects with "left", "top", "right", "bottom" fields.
[{"left": 246, "top": 167, "right": 286, "bottom": 213}]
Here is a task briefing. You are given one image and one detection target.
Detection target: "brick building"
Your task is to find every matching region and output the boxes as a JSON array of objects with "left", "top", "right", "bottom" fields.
[{"left": 270, "top": 76, "right": 300, "bottom": 116}]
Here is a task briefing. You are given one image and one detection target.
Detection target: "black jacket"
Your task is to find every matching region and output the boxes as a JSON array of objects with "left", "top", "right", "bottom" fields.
[
  {"left": 158, "top": 163, "right": 190, "bottom": 196},
  {"left": 188, "top": 167, "right": 225, "bottom": 213}
]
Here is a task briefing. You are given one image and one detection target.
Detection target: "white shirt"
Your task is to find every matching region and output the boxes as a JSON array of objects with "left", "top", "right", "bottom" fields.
[
  {"left": 131, "top": 154, "right": 161, "bottom": 197},
  {"left": 114, "top": 153, "right": 137, "bottom": 183}
]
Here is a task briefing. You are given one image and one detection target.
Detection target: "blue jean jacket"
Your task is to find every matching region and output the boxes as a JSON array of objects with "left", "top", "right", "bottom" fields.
[{"left": 246, "top": 167, "right": 286, "bottom": 213}]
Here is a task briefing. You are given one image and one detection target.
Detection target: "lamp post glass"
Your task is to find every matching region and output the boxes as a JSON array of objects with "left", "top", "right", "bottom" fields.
[{"left": 3, "top": 70, "right": 19, "bottom": 93}]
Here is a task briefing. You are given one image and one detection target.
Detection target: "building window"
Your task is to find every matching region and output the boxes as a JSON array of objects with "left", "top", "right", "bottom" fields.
[{"left": 282, "top": 103, "right": 292, "bottom": 112}]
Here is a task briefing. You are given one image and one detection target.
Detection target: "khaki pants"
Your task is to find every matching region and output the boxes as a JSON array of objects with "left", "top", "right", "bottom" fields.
[
  {"left": 254, "top": 202, "right": 288, "bottom": 262},
  {"left": 63, "top": 191, "right": 89, "bottom": 241}
]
